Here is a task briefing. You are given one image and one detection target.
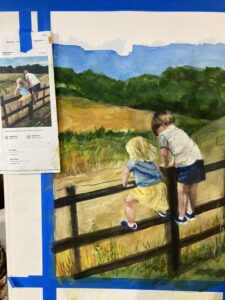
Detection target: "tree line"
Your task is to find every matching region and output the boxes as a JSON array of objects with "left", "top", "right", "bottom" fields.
[
  {"left": 0, "top": 64, "right": 48, "bottom": 74},
  {"left": 54, "top": 65, "right": 225, "bottom": 120}
]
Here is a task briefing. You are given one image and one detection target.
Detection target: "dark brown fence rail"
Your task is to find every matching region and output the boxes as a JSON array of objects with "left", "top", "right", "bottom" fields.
[
  {"left": 53, "top": 159, "right": 225, "bottom": 279},
  {"left": 1, "top": 85, "right": 50, "bottom": 127}
]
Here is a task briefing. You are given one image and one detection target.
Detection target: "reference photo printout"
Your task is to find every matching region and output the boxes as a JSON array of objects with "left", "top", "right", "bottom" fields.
[{"left": 0, "top": 31, "right": 60, "bottom": 173}]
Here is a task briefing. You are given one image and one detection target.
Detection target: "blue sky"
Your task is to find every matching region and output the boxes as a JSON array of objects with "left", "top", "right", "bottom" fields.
[
  {"left": 0, "top": 56, "right": 48, "bottom": 67},
  {"left": 53, "top": 43, "right": 225, "bottom": 80}
]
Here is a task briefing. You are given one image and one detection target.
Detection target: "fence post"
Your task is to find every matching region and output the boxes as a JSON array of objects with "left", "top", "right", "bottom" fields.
[
  {"left": 28, "top": 94, "right": 34, "bottom": 121},
  {"left": 43, "top": 84, "right": 46, "bottom": 104},
  {"left": 66, "top": 185, "right": 81, "bottom": 273},
  {"left": 165, "top": 167, "right": 180, "bottom": 275},
  {"left": 1, "top": 96, "right": 9, "bottom": 127}
]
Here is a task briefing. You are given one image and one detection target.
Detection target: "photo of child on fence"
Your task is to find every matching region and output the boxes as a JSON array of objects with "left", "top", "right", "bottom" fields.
[
  {"left": 14, "top": 78, "right": 31, "bottom": 108},
  {"left": 121, "top": 136, "right": 169, "bottom": 230},
  {"left": 0, "top": 56, "right": 51, "bottom": 128},
  {"left": 151, "top": 110, "right": 206, "bottom": 225}
]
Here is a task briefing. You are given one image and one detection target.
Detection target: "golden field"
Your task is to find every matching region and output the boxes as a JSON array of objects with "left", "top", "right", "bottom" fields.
[{"left": 54, "top": 95, "right": 225, "bottom": 279}]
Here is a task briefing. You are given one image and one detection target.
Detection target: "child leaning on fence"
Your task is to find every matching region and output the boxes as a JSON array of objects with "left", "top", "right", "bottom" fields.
[
  {"left": 14, "top": 78, "right": 31, "bottom": 107},
  {"left": 120, "top": 136, "right": 169, "bottom": 230},
  {"left": 151, "top": 110, "right": 206, "bottom": 225}
]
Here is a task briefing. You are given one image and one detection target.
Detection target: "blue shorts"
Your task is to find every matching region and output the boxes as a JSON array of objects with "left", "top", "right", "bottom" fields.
[
  {"left": 176, "top": 159, "right": 206, "bottom": 185},
  {"left": 32, "top": 83, "right": 41, "bottom": 92}
]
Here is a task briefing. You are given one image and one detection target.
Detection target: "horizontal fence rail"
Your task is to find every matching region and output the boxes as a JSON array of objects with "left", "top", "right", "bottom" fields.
[
  {"left": 54, "top": 160, "right": 225, "bottom": 209},
  {"left": 55, "top": 181, "right": 135, "bottom": 208},
  {"left": 54, "top": 158, "right": 225, "bottom": 279},
  {"left": 53, "top": 196, "right": 225, "bottom": 253}
]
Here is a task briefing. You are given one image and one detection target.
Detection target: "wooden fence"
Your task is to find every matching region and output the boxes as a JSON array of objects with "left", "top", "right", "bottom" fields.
[
  {"left": 1, "top": 85, "right": 50, "bottom": 127},
  {"left": 52, "top": 159, "right": 225, "bottom": 279}
]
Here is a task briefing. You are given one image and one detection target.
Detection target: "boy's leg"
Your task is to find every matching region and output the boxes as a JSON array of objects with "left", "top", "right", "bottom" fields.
[
  {"left": 178, "top": 183, "right": 190, "bottom": 218},
  {"left": 187, "top": 183, "right": 198, "bottom": 213},
  {"left": 124, "top": 194, "right": 137, "bottom": 223}
]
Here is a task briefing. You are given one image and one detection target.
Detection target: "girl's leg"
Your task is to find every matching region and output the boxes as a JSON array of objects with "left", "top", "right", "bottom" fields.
[
  {"left": 187, "top": 183, "right": 198, "bottom": 213},
  {"left": 178, "top": 184, "right": 190, "bottom": 218},
  {"left": 124, "top": 194, "right": 137, "bottom": 223}
]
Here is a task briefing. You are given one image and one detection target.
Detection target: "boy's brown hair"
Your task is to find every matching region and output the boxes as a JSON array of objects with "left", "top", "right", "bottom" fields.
[{"left": 151, "top": 110, "right": 175, "bottom": 135}]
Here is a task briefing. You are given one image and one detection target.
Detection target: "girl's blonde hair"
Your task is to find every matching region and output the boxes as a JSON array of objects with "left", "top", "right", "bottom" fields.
[
  {"left": 151, "top": 110, "right": 175, "bottom": 135},
  {"left": 16, "top": 78, "right": 25, "bottom": 86},
  {"left": 126, "top": 136, "right": 157, "bottom": 161}
]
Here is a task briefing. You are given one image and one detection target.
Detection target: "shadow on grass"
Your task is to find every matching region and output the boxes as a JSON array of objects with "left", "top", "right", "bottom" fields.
[{"left": 194, "top": 268, "right": 225, "bottom": 278}]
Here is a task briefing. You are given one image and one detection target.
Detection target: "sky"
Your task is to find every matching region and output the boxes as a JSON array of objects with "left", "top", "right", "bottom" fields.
[
  {"left": 0, "top": 56, "right": 48, "bottom": 67},
  {"left": 53, "top": 43, "right": 225, "bottom": 80}
]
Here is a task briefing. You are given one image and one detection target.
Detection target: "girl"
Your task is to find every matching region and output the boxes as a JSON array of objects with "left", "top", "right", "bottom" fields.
[
  {"left": 14, "top": 78, "right": 31, "bottom": 107},
  {"left": 151, "top": 110, "right": 206, "bottom": 224},
  {"left": 121, "top": 136, "right": 169, "bottom": 230}
]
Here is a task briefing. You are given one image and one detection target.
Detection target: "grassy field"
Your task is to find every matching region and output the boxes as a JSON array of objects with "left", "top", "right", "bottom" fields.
[
  {"left": 54, "top": 94, "right": 225, "bottom": 280},
  {"left": 57, "top": 95, "right": 208, "bottom": 135},
  {"left": 56, "top": 96, "right": 209, "bottom": 176},
  {"left": 193, "top": 115, "right": 225, "bottom": 155},
  {"left": 56, "top": 95, "right": 152, "bottom": 133}
]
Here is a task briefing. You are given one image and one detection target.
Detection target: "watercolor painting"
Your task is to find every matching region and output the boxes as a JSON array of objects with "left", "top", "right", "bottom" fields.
[
  {"left": 52, "top": 42, "right": 225, "bottom": 282},
  {"left": 0, "top": 56, "right": 51, "bottom": 128}
]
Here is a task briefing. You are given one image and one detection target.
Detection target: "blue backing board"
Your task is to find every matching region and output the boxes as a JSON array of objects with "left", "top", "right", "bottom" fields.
[
  {"left": 8, "top": 174, "right": 225, "bottom": 299},
  {"left": 2, "top": 0, "right": 225, "bottom": 299}
]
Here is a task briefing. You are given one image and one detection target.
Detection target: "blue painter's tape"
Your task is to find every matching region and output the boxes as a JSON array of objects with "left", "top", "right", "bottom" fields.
[
  {"left": 8, "top": 277, "right": 18, "bottom": 288},
  {"left": 19, "top": 9, "right": 32, "bottom": 52},
  {"left": 38, "top": 10, "right": 51, "bottom": 31},
  {"left": 1, "top": 0, "right": 225, "bottom": 12}
]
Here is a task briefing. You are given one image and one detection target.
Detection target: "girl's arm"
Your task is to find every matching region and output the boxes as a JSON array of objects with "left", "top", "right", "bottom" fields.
[
  {"left": 14, "top": 87, "right": 19, "bottom": 96},
  {"left": 122, "top": 166, "right": 130, "bottom": 187},
  {"left": 160, "top": 148, "right": 169, "bottom": 168}
]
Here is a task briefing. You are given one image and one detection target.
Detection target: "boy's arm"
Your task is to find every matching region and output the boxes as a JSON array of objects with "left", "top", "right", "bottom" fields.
[
  {"left": 122, "top": 166, "right": 130, "bottom": 187},
  {"left": 25, "top": 75, "right": 31, "bottom": 88},
  {"left": 27, "top": 81, "right": 31, "bottom": 89},
  {"left": 160, "top": 148, "right": 169, "bottom": 168}
]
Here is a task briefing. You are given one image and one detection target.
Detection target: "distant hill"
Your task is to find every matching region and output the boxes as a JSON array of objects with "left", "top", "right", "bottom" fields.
[
  {"left": 54, "top": 65, "right": 225, "bottom": 120},
  {"left": 53, "top": 43, "right": 225, "bottom": 79}
]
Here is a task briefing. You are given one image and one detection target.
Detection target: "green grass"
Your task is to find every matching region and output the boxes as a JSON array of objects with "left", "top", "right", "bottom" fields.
[
  {"left": 175, "top": 114, "right": 209, "bottom": 136},
  {"left": 58, "top": 128, "right": 157, "bottom": 176},
  {"left": 58, "top": 113, "right": 211, "bottom": 177},
  {"left": 93, "top": 232, "right": 225, "bottom": 280},
  {"left": 87, "top": 219, "right": 225, "bottom": 280}
]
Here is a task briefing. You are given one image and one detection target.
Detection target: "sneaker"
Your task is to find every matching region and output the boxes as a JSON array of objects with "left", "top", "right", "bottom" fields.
[
  {"left": 120, "top": 220, "right": 138, "bottom": 230},
  {"left": 174, "top": 216, "right": 188, "bottom": 225},
  {"left": 185, "top": 212, "right": 196, "bottom": 221},
  {"left": 156, "top": 210, "right": 168, "bottom": 218}
]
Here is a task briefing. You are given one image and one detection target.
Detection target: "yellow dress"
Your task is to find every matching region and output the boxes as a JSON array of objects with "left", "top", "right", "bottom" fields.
[{"left": 131, "top": 181, "right": 169, "bottom": 211}]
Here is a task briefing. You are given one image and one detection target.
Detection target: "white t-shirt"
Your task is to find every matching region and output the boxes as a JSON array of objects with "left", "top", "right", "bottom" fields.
[
  {"left": 25, "top": 73, "right": 40, "bottom": 86},
  {"left": 158, "top": 125, "right": 202, "bottom": 167}
]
